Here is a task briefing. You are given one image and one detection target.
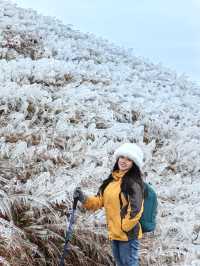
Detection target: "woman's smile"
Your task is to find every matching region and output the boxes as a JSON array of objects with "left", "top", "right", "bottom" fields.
[{"left": 118, "top": 156, "right": 133, "bottom": 171}]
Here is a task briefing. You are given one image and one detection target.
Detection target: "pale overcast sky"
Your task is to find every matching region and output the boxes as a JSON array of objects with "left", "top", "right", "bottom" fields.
[{"left": 13, "top": 0, "right": 200, "bottom": 83}]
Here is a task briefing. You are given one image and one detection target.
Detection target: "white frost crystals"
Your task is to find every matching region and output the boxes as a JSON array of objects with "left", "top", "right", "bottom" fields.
[{"left": 0, "top": 0, "right": 200, "bottom": 265}]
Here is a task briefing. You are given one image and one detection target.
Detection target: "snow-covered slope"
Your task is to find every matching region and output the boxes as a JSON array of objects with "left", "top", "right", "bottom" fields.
[{"left": 0, "top": 1, "right": 200, "bottom": 265}]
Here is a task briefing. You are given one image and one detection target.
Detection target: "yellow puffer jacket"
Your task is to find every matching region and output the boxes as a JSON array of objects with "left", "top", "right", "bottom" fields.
[{"left": 83, "top": 170, "right": 144, "bottom": 241}]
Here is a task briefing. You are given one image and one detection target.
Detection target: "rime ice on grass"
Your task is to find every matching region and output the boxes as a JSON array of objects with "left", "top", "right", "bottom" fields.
[{"left": 0, "top": 0, "right": 200, "bottom": 265}]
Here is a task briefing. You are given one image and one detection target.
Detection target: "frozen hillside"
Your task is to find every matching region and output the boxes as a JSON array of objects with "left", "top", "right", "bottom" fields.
[{"left": 0, "top": 0, "right": 200, "bottom": 265}]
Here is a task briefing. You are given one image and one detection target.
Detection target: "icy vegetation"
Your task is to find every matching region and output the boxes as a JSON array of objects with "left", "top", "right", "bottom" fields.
[{"left": 0, "top": 0, "right": 200, "bottom": 265}]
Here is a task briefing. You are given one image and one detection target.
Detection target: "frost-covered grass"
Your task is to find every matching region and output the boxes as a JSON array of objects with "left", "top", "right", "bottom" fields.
[{"left": 0, "top": 0, "right": 200, "bottom": 265}]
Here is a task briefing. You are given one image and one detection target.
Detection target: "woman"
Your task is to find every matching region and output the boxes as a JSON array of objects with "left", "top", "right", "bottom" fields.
[{"left": 73, "top": 143, "right": 144, "bottom": 266}]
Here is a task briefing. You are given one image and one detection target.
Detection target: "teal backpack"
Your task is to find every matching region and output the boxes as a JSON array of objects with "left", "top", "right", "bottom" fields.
[{"left": 140, "top": 182, "right": 158, "bottom": 233}]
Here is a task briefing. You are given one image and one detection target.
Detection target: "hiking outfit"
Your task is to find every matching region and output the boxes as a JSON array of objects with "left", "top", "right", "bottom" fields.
[
  {"left": 75, "top": 143, "right": 144, "bottom": 266},
  {"left": 83, "top": 169, "right": 143, "bottom": 266}
]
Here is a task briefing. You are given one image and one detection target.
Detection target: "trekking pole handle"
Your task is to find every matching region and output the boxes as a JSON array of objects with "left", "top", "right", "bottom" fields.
[{"left": 73, "top": 197, "right": 79, "bottom": 210}]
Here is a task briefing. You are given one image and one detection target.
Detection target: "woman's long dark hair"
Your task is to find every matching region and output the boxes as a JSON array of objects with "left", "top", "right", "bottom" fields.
[{"left": 98, "top": 159, "right": 144, "bottom": 199}]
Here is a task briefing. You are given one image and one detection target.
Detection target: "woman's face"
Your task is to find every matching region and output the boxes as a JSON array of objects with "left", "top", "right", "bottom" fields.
[{"left": 118, "top": 156, "right": 133, "bottom": 171}]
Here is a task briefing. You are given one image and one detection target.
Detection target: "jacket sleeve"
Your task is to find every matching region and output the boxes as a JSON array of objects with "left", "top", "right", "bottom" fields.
[
  {"left": 82, "top": 193, "right": 104, "bottom": 211},
  {"left": 121, "top": 183, "right": 144, "bottom": 232}
]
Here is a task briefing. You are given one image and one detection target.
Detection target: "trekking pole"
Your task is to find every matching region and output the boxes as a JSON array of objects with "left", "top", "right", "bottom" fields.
[{"left": 59, "top": 197, "right": 79, "bottom": 266}]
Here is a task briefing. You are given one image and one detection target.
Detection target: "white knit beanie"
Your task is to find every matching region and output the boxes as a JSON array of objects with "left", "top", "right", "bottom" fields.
[{"left": 114, "top": 143, "right": 144, "bottom": 169}]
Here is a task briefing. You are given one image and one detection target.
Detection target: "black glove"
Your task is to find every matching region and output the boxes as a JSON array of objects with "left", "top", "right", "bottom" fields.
[{"left": 73, "top": 187, "right": 87, "bottom": 203}]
